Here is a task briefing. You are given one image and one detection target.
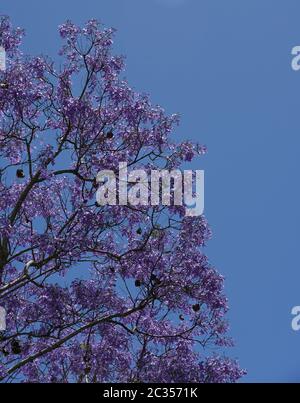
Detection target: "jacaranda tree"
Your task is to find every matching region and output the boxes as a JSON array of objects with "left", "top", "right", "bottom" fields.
[{"left": 0, "top": 16, "right": 245, "bottom": 383}]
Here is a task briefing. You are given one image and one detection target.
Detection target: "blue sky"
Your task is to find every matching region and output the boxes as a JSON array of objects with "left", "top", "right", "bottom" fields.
[{"left": 2, "top": 0, "right": 300, "bottom": 382}]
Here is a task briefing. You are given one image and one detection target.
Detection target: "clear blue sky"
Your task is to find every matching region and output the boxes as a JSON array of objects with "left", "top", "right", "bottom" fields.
[{"left": 2, "top": 0, "right": 300, "bottom": 382}]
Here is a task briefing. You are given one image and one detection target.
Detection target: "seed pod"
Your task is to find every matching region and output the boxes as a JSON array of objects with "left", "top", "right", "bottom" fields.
[
  {"left": 16, "top": 169, "right": 25, "bottom": 178},
  {"left": 2, "top": 348, "right": 9, "bottom": 357},
  {"left": 106, "top": 131, "right": 114, "bottom": 139},
  {"left": 84, "top": 366, "right": 91, "bottom": 375},
  {"left": 192, "top": 303, "right": 200, "bottom": 313},
  {"left": 11, "top": 339, "right": 21, "bottom": 355},
  {"left": 136, "top": 228, "right": 142, "bottom": 235},
  {"left": 151, "top": 274, "right": 161, "bottom": 285},
  {"left": 179, "top": 314, "right": 185, "bottom": 321},
  {"left": 135, "top": 279, "right": 142, "bottom": 287}
]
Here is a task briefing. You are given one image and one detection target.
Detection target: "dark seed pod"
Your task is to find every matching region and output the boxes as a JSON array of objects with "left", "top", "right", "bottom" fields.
[
  {"left": 192, "top": 303, "right": 200, "bottom": 313},
  {"left": 151, "top": 274, "right": 161, "bottom": 285},
  {"left": 136, "top": 228, "right": 142, "bottom": 235},
  {"left": 179, "top": 314, "right": 185, "bottom": 321},
  {"left": 84, "top": 366, "right": 91, "bottom": 375},
  {"left": 2, "top": 348, "right": 9, "bottom": 357},
  {"left": 106, "top": 131, "right": 114, "bottom": 139},
  {"left": 11, "top": 339, "right": 22, "bottom": 355},
  {"left": 135, "top": 279, "right": 142, "bottom": 287},
  {"left": 16, "top": 169, "right": 25, "bottom": 178}
]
